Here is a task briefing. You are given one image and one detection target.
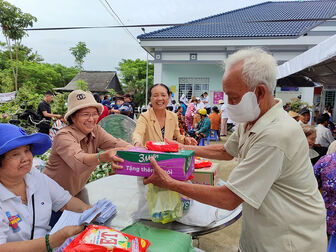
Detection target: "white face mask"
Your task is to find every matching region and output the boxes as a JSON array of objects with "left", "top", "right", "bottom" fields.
[{"left": 226, "top": 91, "right": 260, "bottom": 123}]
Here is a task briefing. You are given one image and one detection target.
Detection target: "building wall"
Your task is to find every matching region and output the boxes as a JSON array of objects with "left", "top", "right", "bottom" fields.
[{"left": 162, "top": 63, "right": 224, "bottom": 104}]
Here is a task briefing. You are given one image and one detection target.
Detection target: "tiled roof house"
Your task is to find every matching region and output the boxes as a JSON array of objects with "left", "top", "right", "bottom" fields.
[
  {"left": 55, "top": 71, "right": 123, "bottom": 93},
  {"left": 138, "top": 1, "right": 336, "bottom": 104}
]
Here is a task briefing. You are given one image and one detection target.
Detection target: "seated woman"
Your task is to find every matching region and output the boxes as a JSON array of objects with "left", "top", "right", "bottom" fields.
[
  {"left": 43, "top": 90, "right": 132, "bottom": 196},
  {"left": 314, "top": 141, "right": 336, "bottom": 239},
  {"left": 133, "top": 84, "right": 197, "bottom": 146},
  {"left": 0, "top": 123, "right": 91, "bottom": 251},
  {"left": 188, "top": 109, "right": 211, "bottom": 143}
]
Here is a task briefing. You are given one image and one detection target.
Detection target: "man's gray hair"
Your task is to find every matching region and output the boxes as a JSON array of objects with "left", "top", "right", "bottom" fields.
[{"left": 224, "top": 48, "right": 278, "bottom": 93}]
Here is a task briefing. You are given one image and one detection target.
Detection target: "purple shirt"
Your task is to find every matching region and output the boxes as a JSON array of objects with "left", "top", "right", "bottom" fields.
[{"left": 314, "top": 152, "right": 336, "bottom": 235}]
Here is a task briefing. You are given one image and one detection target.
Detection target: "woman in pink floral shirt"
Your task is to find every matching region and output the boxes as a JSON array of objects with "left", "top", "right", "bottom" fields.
[
  {"left": 314, "top": 141, "right": 336, "bottom": 237},
  {"left": 185, "top": 96, "right": 196, "bottom": 130}
]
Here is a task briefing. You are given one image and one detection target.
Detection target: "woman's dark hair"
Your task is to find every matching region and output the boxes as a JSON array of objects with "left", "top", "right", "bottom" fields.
[
  {"left": 93, "top": 93, "right": 101, "bottom": 103},
  {"left": 177, "top": 106, "right": 182, "bottom": 112},
  {"left": 0, "top": 154, "right": 4, "bottom": 167},
  {"left": 212, "top": 106, "right": 219, "bottom": 113},
  {"left": 67, "top": 111, "right": 78, "bottom": 124},
  {"left": 316, "top": 113, "right": 330, "bottom": 125},
  {"left": 149, "top": 83, "right": 170, "bottom": 98}
]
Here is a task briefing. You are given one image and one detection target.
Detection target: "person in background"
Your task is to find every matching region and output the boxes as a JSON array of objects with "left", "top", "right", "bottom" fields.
[
  {"left": 301, "top": 124, "right": 320, "bottom": 164},
  {"left": 195, "top": 97, "right": 205, "bottom": 111},
  {"left": 93, "top": 93, "right": 110, "bottom": 123},
  {"left": 0, "top": 124, "right": 91, "bottom": 251},
  {"left": 171, "top": 100, "right": 178, "bottom": 113},
  {"left": 145, "top": 48, "right": 327, "bottom": 251},
  {"left": 99, "top": 94, "right": 104, "bottom": 103},
  {"left": 43, "top": 90, "right": 132, "bottom": 197},
  {"left": 176, "top": 106, "right": 187, "bottom": 135},
  {"left": 314, "top": 141, "right": 336, "bottom": 239},
  {"left": 219, "top": 99, "right": 228, "bottom": 136},
  {"left": 101, "top": 95, "right": 111, "bottom": 108},
  {"left": 315, "top": 113, "right": 335, "bottom": 148},
  {"left": 185, "top": 96, "right": 196, "bottom": 130},
  {"left": 179, "top": 94, "right": 188, "bottom": 116},
  {"left": 124, "top": 94, "right": 135, "bottom": 119},
  {"left": 132, "top": 84, "right": 197, "bottom": 147},
  {"left": 110, "top": 97, "right": 124, "bottom": 114},
  {"left": 298, "top": 107, "right": 311, "bottom": 125},
  {"left": 37, "top": 91, "right": 62, "bottom": 134},
  {"left": 209, "top": 106, "right": 221, "bottom": 140},
  {"left": 288, "top": 111, "right": 300, "bottom": 122},
  {"left": 203, "top": 92, "right": 211, "bottom": 114},
  {"left": 188, "top": 108, "right": 211, "bottom": 143}
]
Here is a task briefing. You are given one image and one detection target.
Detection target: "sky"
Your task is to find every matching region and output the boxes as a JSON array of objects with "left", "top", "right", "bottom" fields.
[{"left": 2, "top": 0, "right": 297, "bottom": 71}]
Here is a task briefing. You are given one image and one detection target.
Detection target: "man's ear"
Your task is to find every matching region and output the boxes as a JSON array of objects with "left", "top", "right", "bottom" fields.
[{"left": 255, "top": 84, "right": 267, "bottom": 101}]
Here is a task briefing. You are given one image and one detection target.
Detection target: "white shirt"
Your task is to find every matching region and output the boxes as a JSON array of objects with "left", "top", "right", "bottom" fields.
[
  {"left": 224, "top": 99, "right": 327, "bottom": 252},
  {"left": 196, "top": 101, "right": 205, "bottom": 111},
  {"left": 0, "top": 169, "right": 71, "bottom": 244},
  {"left": 315, "top": 123, "right": 335, "bottom": 148},
  {"left": 220, "top": 104, "right": 228, "bottom": 119},
  {"left": 203, "top": 96, "right": 210, "bottom": 108}
]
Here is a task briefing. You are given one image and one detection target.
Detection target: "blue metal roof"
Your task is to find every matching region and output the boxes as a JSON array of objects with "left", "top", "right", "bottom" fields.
[{"left": 138, "top": 1, "right": 336, "bottom": 40}]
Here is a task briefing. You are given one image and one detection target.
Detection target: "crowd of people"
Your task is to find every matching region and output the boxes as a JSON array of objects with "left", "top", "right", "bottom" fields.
[{"left": 1, "top": 47, "right": 336, "bottom": 251}]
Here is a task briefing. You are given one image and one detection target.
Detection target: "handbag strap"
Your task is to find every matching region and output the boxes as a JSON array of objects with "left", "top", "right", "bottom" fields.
[{"left": 30, "top": 194, "right": 35, "bottom": 240}]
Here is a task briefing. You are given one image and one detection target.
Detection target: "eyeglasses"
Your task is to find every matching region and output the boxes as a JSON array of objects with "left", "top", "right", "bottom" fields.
[{"left": 79, "top": 112, "right": 99, "bottom": 119}]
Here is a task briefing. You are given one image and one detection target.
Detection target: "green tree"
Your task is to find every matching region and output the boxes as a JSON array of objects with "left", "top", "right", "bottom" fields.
[
  {"left": 69, "top": 41, "right": 90, "bottom": 70},
  {"left": 117, "top": 58, "right": 154, "bottom": 106},
  {"left": 0, "top": 0, "right": 37, "bottom": 91},
  {"left": 75, "top": 79, "right": 88, "bottom": 91}
]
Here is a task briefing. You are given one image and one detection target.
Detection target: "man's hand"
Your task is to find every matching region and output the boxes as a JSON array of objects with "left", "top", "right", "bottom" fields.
[
  {"left": 99, "top": 148, "right": 127, "bottom": 170},
  {"left": 184, "top": 136, "right": 198, "bottom": 146},
  {"left": 143, "top": 157, "right": 174, "bottom": 189}
]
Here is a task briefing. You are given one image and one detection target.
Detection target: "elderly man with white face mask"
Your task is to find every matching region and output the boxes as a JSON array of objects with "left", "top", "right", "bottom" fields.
[{"left": 144, "top": 48, "right": 327, "bottom": 252}]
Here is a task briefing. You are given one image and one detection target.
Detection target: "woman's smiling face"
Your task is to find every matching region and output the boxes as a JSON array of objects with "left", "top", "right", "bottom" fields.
[{"left": 150, "top": 85, "right": 169, "bottom": 111}]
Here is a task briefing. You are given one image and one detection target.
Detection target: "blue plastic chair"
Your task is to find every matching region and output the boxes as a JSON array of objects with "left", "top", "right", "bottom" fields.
[
  {"left": 328, "top": 235, "right": 336, "bottom": 252},
  {"left": 207, "top": 129, "right": 218, "bottom": 145},
  {"left": 199, "top": 138, "right": 205, "bottom": 146}
]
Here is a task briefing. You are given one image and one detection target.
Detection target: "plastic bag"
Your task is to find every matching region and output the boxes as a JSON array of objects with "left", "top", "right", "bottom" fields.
[
  {"left": 122, "top": 222, "right": 195, "bottom": 252},
  {"left": 64, "top": 225, "right": 150, "bottom": 252},
  {"left": 146, "top": 141, "right": 179, "bottom": 152},
  {"left": 146, "top": 184, "right": 183, "bottom": 224},
  {"left": 195, "top": 158, "right": 212, "bottom": 169}
]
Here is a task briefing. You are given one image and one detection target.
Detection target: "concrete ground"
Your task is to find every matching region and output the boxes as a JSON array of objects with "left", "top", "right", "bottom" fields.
[{"left": 194, "top": 135, "right": 241, "bottom": 252}]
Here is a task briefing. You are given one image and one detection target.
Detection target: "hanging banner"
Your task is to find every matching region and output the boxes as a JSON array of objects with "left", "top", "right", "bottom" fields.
[
  {"left": 213, "top": 91, "right": 224, "bottom": 104},
  {"left": 0, "top": 91, "right": 16, "bottom": 103}
]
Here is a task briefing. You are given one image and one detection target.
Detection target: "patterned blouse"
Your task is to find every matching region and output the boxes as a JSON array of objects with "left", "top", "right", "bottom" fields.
[
  {"left": 177, "top": 111, "right": 187, "bottom": 132},
  {"left": 313, "top": 152, "right": 336, "bottom": 235}
]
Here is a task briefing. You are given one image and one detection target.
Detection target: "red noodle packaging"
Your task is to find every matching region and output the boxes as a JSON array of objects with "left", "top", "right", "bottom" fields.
[{"left": 64, "top": 225, "right": 150, "bottom": 252}]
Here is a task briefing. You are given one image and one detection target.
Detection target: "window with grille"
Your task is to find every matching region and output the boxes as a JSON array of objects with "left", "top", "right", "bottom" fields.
[
  {"left": 178, "top": 77, "right": 209, "bottom": 101},
  {"left": 325, "top": 91, "right": 335, "bottom": 107}
]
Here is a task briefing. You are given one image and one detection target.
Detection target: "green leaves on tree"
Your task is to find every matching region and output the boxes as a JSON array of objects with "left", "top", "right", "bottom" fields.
[{"left": 69, "top": 41, "right": 90, "bottom": 70}]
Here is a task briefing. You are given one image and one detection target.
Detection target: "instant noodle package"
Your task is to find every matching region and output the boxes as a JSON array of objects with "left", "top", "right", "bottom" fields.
[{"left": 64, "top": 225, "right": 150, "bottom": 252}]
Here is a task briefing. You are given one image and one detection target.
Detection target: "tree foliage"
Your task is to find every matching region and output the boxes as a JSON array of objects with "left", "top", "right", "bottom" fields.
[
  {"left": 0, "top": 42, "right": 79, "bottom": 93},
  {"left": 75, "top": 79, "right": 88, "bottom": 91},
  {"left": 69, "top": 41, "right": 90, "bottom": 70},
  {"left": 0, "top": 0, "right": 37, "bottom": 90},
  {"left": 117, "top": 58, "right": 154, "bottom": 106}
]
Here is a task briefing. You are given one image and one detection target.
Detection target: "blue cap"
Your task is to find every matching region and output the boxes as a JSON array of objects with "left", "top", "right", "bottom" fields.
[{"left": 0, "top": 124, "right": 52, "bottom": 156}]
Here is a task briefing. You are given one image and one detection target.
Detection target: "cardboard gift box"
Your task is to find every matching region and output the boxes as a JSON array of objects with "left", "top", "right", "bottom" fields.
[
  {"left": 116, "top": 147, "right": 195, "bottom": 181},
  {"left": 191, "top": 163, "right": 218, "bottom": 186}
]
